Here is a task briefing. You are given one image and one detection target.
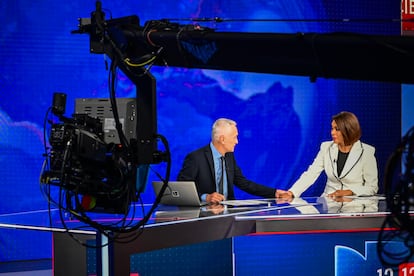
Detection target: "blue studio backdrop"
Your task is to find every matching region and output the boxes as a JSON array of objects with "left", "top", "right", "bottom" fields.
[{"left": 0, "top": 0, "right": 403, "bottom": 263}]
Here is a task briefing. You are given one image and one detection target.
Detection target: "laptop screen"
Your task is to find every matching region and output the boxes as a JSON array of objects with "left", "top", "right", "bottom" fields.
[{"left": 152, "top": 181, "right": 207, "bottom": 206}]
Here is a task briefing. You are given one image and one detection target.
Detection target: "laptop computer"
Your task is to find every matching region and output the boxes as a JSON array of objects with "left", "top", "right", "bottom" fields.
[{"left": 152, "top": 181, "right": 208, "bottom": 206}]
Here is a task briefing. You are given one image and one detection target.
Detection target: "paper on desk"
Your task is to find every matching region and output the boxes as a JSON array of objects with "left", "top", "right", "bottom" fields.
[{"left": 220, "top": 199, "right": 271, "bottom": 206}]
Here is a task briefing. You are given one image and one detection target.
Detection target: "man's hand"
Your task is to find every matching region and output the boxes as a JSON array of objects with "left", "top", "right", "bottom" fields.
[
  {"left": 206, "top": 192, "right": 225, "bottom": 204},
  {"left": 276, "top": 189, "right": 294, "bottom": 199}
]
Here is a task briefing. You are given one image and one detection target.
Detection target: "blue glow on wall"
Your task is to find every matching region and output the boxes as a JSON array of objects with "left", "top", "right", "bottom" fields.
[{"left": 0, "top": 0, "right": 403, "bottom": 262}]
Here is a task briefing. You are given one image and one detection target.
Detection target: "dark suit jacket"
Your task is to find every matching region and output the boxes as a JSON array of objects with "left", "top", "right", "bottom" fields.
[{"left": 177, "top": 144, "right": 276, "bottom": 200}]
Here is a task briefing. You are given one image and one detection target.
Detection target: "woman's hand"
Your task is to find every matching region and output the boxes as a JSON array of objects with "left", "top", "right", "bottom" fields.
[{"left": 328, "top": 189, "right": 353, "bottom": 198}]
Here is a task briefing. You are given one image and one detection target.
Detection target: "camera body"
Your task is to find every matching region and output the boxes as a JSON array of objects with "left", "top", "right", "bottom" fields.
[{"left": 42, "top": 113, "right": 134, "bottom": 213}]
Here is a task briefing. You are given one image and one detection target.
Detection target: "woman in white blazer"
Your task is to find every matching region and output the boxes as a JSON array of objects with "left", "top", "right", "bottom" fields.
[{"left": 276, "top": 111, "right": 378, "bottom": 198}]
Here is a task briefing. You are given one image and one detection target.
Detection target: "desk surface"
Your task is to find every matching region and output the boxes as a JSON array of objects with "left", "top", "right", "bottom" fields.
[
  {"left": 0, "top": 195, "right": 388, "bottom": 233},
  {"left": 0, "top": 195, "right": 392, "bottom": 276}
]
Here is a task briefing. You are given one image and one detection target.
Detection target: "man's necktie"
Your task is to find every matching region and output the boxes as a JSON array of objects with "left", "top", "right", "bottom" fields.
[{"left": 219, "top": 156, "right": 225, "bottom": 194}]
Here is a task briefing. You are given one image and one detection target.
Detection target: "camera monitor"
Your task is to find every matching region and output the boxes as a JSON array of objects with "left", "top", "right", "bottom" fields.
[{"left": 74, "top": 97, "right": 137, "bottom": 144}]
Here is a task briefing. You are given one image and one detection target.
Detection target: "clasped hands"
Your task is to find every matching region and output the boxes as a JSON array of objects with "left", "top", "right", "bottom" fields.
[{"left": 275, "top": 189, "right": 294, "bottom": 200}]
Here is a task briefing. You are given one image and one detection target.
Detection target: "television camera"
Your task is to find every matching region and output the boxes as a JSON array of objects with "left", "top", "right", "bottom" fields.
[
  {"left": 40, "top": 0, "right": 176, "bottom": 217},
  {"left": 41, "top": 93, "right": 169, "bottom": 214}
]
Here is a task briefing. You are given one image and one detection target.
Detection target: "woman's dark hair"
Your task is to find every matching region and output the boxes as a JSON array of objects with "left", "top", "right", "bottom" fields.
[{"left": 332, "top": 111, "right": 361, "bottom": 146}]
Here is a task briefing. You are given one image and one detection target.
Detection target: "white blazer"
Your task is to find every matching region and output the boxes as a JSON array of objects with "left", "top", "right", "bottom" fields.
[{"left": 289, "top": 140, "right": 378, "bottom": 197}]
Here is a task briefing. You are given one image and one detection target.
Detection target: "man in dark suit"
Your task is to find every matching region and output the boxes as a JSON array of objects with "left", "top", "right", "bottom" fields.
[{"left": 177, "top": 118, "right": 277, "bottom": 204}]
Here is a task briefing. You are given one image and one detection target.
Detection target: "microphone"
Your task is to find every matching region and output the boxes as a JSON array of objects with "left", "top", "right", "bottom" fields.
[{"left": 333, "top": 159, "right": 337, "bottom": 163}]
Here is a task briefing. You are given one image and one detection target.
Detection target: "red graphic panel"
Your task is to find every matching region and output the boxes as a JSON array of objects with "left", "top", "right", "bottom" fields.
[
  {"left": 399, "top": 262, "right": 414, "bottom": 276},
  {"left": 402, "top": 0, "right": 414, "bottom": 34}
]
